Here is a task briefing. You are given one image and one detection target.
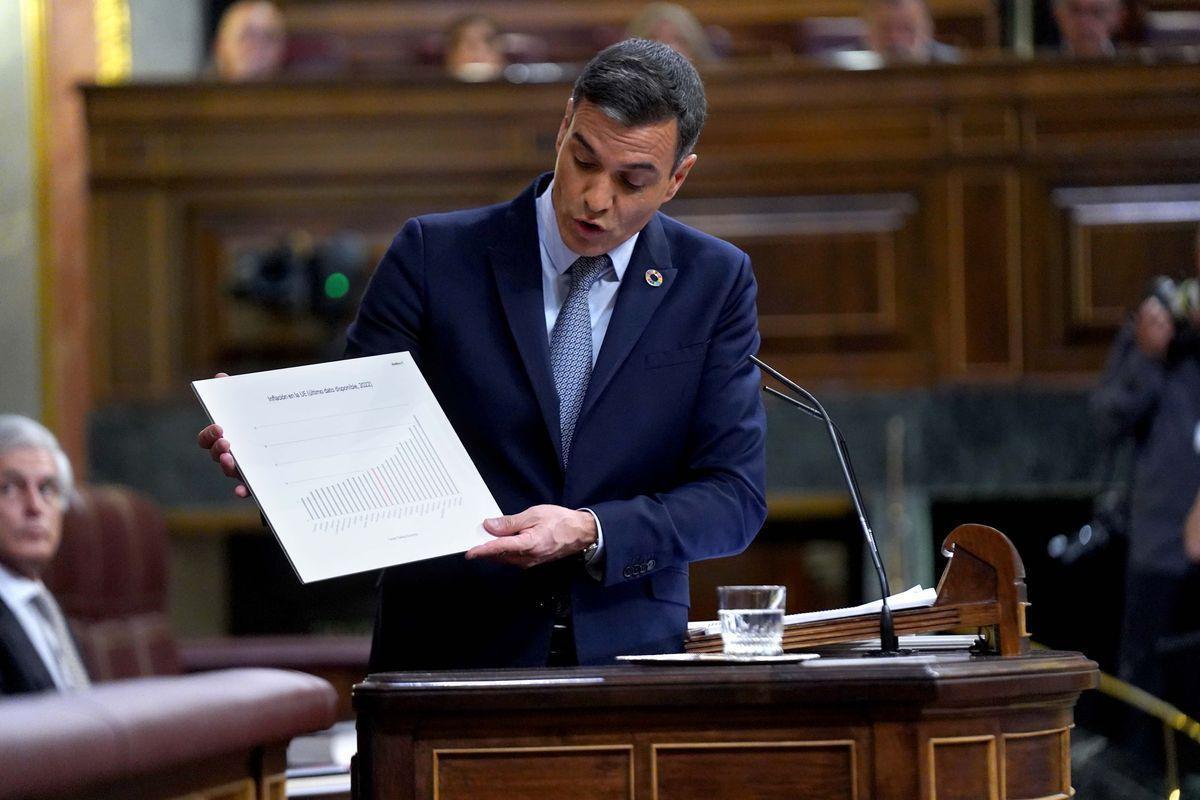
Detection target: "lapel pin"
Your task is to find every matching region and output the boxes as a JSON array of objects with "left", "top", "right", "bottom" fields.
[{"left": 645, "top": 269, "right": 663, "bottom": 287}]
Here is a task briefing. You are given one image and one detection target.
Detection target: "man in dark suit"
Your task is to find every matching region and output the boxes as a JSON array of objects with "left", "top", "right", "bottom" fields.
[
  {"left": 201, "top": 39, "right": 767, "bottom": 669},
  {"left": 0, "top": 415, "right": 91, "bottom": 694}
]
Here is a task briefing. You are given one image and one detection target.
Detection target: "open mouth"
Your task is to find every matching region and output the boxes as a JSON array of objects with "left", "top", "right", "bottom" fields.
[{"left": 574, "top": 218, "right": 605, "bottom": 236}]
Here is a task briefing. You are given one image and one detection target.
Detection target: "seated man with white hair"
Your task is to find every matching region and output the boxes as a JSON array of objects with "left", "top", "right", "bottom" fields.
[{"left": 0, "top": 414, "right": 90, "bottom": 695}]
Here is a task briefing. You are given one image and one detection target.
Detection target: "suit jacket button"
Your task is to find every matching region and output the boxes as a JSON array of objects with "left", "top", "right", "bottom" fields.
[
  {"left": 623, "top": 566, "right": 634, "bottom": 578},
  {"left": 647, "top": 559, "right": 656, "bottom": 570}
]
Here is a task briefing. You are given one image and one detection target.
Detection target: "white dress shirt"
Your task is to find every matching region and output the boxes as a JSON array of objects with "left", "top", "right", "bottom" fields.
[
  {"left": 0, "top": 562, "right": 72, "bottom": 689},
  {"left": 535, "top": 180, "right": 641, "bottom": 576},
  {"left": 536, "top": 179, "right": 639, "bottom": 361}
]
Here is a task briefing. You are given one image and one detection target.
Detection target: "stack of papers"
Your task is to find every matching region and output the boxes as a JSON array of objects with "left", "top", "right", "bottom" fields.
[{"left": 687, "top": 585, "right": 938, "bottom": 639}]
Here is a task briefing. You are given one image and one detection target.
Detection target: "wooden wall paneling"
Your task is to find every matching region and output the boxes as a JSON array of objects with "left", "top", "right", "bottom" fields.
[
  {"left": 943, "top": 168, "right": 1022, "bottom": 377},
  {"left": 90, "top": 191, "right": 175, "bottom": 399},
  {"left": 652, "top": 739, "right": 861, "bottom": 800},
  {"left": 926, "top": 734, "right": 999, "bottom": 800},
  {"left": 670, "top": 191, "right": 936, "bottom": 386},
  {"left": 1023, "top": 93, "right": 1200, "bottom": 160},
  {"left": 1056, "top": 184, "right": 1200, "bottom": 330},
  {"left": 1023, "top": 180, "right": 1200, "bottom": 376},
  {"left": 84, "top": 60, "right": 1200, "bottom": 403},
  {"left": 1000, "top": 726, "right": 1073, "bottom": 800},
  {"left": 432, "top": 745, "right": 634, "bottom": 800}
]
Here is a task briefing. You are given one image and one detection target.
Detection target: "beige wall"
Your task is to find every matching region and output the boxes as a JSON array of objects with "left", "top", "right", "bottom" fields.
[{"left": 0, "top": 3, "right": 42, "bottom": 420}]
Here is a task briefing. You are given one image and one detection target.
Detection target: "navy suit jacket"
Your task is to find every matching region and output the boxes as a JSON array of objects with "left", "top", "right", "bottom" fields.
[
  {"left": 346, "top": 174, "right": 767, "bottom": 669},
  {"left": 0, "top": 596, "right": 56, "bottom": 696}
]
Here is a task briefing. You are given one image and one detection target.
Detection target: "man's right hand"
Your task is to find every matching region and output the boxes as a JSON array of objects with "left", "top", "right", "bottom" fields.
[
  {"left": 1134, "top": 296, "right": 1174, "bottom": 360},
  {"left": 196, "top": 373, "right": 250, "bottom": 498}
]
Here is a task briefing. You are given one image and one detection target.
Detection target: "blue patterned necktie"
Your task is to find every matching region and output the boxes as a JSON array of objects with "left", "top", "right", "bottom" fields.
[{"left": 550, "top": 254, "right": 612, "bottom": 467}]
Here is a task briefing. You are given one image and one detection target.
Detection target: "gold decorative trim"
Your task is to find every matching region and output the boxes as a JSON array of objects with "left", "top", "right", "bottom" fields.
[
  {"left": 431, "top": 744, "right": 635, "bottom": 800},
  {"left": 946, "top": 172, "right": 967, "bottom": 372},
  {"left": 186, "top": 776, "right": 256, "bottom": 800},
  {"left": 651, "top": 739, "right": 858, "bottom": 800},
  {"left": 261, "top": 771, "right": 288, "bottom": 800},
  {"left": 93, "top": 0, "right": 131, "bottom": 84},
  {"left": 1070, "top": 223, "right": 1094, "bottom": 325},
  {"left": 1005, "top": 168, "right": 1023, "bottom": 372},
  {"left": 927, "top": 734, "right": 998, "bottom": 800},
  {"left": 999, "top": 725, "right": 1073, "bottom": 800},
  {"left": 21, "top": 0, "right": 53, "bottom": 427}
]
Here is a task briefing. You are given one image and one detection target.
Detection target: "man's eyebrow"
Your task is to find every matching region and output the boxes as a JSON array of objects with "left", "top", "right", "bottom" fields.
[{"left": 570, "top": 132, "right": 660, "bottom": 174}]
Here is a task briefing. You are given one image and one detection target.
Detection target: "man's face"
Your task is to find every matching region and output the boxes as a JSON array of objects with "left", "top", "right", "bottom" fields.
[
  {"left": 0, "top": 447, "right": 64, "bottom": 580},
  {"left": 552, "top": 99, "right": 696, "bottom": 257},
  {"left": 1054, "top": 0, "right": 1122, "bottom": 56},
  {"left": 866, "top": 0, "right": 934, "bottom": 62}
]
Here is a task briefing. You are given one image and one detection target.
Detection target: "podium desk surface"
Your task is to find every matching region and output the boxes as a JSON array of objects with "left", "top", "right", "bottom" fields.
[{"left": 355, "top": 649, "right": 1096, "bottom": 711}]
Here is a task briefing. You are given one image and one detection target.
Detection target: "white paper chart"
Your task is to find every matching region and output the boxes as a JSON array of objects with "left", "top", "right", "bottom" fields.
[{"left": 193, "top": 353, "right": 499, "bottom": 582}]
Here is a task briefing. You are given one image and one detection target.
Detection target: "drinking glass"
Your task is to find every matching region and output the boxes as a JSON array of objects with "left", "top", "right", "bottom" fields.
[{"left": 718, "top": 585, "right": 786, "bottom": 656}]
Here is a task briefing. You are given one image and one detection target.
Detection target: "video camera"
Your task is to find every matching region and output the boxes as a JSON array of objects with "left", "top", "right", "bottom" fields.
[{"left": 226, "top": 231, "right": 371, "bottom": 323}]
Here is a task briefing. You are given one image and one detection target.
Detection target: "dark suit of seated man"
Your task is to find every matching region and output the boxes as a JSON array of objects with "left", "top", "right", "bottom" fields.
[
  {"left": 0, "top": 415, "right": 91, "bottom": 695},
  {"left": 199, "top": 39, "right": 768, "bottom": 670}
]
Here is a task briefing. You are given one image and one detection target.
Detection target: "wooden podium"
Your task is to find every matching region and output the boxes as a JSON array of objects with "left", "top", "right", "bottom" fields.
[
  {"left": 353, "top": 651, "right": 1096, "bottom": 799},
  {"left": 353, "top": 526, "right": 1097, "bottom": 799}
]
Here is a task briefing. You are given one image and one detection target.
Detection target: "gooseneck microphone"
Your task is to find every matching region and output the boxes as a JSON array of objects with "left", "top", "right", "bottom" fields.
[{"left": 751, "top": 354, "right": 904, "bottom": 656}]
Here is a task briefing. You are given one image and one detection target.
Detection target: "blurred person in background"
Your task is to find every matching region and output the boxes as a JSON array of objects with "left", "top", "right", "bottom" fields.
[
  {"left": 1091, "top": 229, "right": 1200, "bottom": 762},
  {"left": 626, "top": 2, "right": 718, "bottom": 63},
  {"left": 1053, "top": 0, "right": 1124, "bottom": 56},
  {"left": 444, "top": 14, "right": 507, "bottom": 82},
  {"left": 862, "top": 0, "right": 962, "bottom": 63},
  {"left": 0, "top": 415, "right": 89, "bottom": 695},
  {"left": 213, "top": 0, "right": 287, "bottom": 82}
]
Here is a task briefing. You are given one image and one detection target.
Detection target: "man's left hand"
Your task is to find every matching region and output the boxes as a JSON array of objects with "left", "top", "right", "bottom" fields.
[{"left": 466, "top": 505, "right": 597, "bottom": 568}]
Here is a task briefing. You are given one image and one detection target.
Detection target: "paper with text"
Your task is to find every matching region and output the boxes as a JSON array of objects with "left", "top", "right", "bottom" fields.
[{"left": 193, "top": 353, "right": 499, "bottom": 582}]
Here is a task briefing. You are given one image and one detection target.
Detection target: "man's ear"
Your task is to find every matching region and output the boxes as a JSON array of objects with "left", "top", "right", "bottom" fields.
[
  {"left": 555, "top": 97, "right": 575, "bottom": 153},
  {"left": 662, "top": 153, "right": 698, "bottom": 203}
]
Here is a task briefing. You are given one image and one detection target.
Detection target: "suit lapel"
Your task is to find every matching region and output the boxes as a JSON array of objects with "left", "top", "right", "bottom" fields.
[
  {"left": 488, "top": 177, "right": 562, "bottom": 458},
  {"left": 0, "top": 595, "right": 56, "bottom": 693},
  {"left": 581, "top": 214, "right": 676, "bottom": 420}
]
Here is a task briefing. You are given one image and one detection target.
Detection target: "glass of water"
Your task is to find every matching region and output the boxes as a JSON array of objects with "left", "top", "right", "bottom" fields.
[{"left": 718, "top": 585, "right": 786, "bottom": 656}]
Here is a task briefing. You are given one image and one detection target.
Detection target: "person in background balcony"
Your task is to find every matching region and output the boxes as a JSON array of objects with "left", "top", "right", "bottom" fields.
[
  {"left": 213, "top": 0, "right": 287, "bottom": 82},
  {"left": 626, "top": 3, "right": 718, "bottom": 63},
  {"left": 0, "top": 415, "right": 90, "bottom": 695},
  {"left": 863, "top": 0, "right": 962, "bottom": 63},
  {"left": 445, "top": 14, "right": 507, "bottom": 82},
  {"left": 1053, "top": 0, "right": 1124, "bottom": 57}
]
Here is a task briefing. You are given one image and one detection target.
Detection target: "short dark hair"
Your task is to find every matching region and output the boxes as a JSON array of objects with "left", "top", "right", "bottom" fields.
[{"left": 571, "top": 38, "right": 707, "bottom": 168}]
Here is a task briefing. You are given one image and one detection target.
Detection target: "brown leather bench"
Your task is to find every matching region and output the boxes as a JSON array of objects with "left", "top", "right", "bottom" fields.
[{"left": 0, "top": 667, "right": 336, "bottom": 800}]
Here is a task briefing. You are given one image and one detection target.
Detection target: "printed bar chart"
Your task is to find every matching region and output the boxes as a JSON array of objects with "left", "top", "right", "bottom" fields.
[
  {"left": 296, "top": 419, "right": 463, "bottom": 531},
  {"left": 192, "top": 353, "right": 500, "bottom": 582}
]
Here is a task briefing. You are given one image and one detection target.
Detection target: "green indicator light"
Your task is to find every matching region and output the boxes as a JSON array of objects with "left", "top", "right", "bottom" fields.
[{"left": 324, "top": 272, "right": 350, "bottom": 299}]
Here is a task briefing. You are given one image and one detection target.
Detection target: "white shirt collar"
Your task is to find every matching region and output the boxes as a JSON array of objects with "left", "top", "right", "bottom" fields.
[
  {"left": 0, "top": 560, "right": 46, "bottom": 610},
  {"left": 535, "top": 178, "right": 637, "bottom": 281}
]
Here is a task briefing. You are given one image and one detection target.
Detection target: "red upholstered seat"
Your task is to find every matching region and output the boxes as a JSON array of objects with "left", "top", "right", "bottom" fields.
[{"left": 42, "top": 484, "right": 181, "bottom": 680}]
